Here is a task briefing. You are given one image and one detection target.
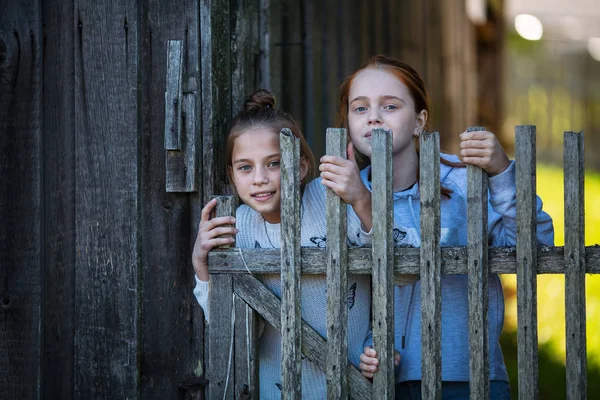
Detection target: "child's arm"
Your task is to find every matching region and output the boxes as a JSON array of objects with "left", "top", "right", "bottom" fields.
[
  {"left": 191, "top": 199, "right": 238, "bottom": 321},
  {"left": 192, "top": 198, "right": 238, "bottom": 281},
  {"left": 319, "top": 142, "right": 373, "bottom": 232},
  {"left": 459, "top": 129, "right": 554, "bottom": 246},
  {"left": 458, "top": 129, "right": 510, "bottom": 177}
]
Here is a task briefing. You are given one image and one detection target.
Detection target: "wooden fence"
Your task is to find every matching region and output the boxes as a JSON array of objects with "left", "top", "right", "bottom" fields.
[{"left": 206, "top": 125, "right": 596, "bottom": 400}]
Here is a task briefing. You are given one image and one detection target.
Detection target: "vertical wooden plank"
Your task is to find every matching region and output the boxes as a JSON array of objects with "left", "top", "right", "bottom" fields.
[
  {"left": 280, "top": 128, "right": 302, "bottom": 399},
  {"left": 234, "top": 296, "right": 260, "bottom": 399},
  {"left": 209, "top": 197, "right": 236, "bottom": 399},
  {"left": 164, "top": 40, "right": 183, "bottom": 150},
  {"left": 564, "top": 130, "right": 586, "bottom": 400},
  {"left": 73, "top": 1, "right": 139, "bottom": 398},
  {"left": 466, "top": 126, "right": 490, "bottom": 399},
  {"left": 201, "top": 0, "right": 231, "bottom": 203},
  {"left": 371, "top": 129, "right": 395, "bottom": 400},
  {"left": 139, "top": 0, "right": 204, "bottom": 398},
  {"left": 515, "top": 125, "right": 539, "bottom": 400},
  {"left": 0, "top": 1, "right": 42, "bottom": 399},
  {"left": 258, "top": 0, "right": 270, "bottom": 90},
  {"left": 419, "top": 131, "right": 441, "bottom": 400},
  {"left": 41, "top": 0, "right": 76, "bottom": 398},
  {"left": 326, "top": 128, "right": 349, "bottom": 400},
  {"left": 230, "top": 0, "right": 259, "bottom": 114}
]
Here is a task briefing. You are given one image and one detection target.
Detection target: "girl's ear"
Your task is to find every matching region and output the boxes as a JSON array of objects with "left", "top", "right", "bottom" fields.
[
  {"left": 414, "top": 109, "right": 428, "bottom": 137},
  {"left": 299, "top": 157, "right": 309, "bottom": 181}
]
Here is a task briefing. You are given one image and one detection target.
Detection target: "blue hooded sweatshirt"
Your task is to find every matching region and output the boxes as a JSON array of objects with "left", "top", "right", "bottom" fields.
[{"left": 361, "top": 154, "right": 554, "bottom": 383}]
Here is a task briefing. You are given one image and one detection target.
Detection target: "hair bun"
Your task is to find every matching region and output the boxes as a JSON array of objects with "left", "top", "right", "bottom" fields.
[{"left": 244, "top": 89, "right": 276, "bottom": 111}]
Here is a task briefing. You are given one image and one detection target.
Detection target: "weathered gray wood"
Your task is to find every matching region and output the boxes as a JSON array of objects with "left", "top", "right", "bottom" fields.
[
  {"left": 234, "top": 295, "right": 260, "bottom": 399},
  {"left": 0, "top": 1, "right": 42, "bottom": 398},
  {"left": 209, "top": 197, "right": 236, "bottom": 399},
  {"left": 164, "top": 40, "right": 183, "bottom": 150},
  {"left": 72, "top": 2, "right": 139, "bottom": 398},
  {"left": 516, "top": 125, "right": 539, "bottom": 400},
  {"left": 200, "top": 0, "right": 231, "bottom": 203},
  {"left": 209, "top": 245, "right": 600, "bottom": 275},
  {"left": 165, "top": 85, "right": 198, "bottom": 192},
  {"left": 564, "top": 131, "right": 586, "bottom": 400},
  {"left": 139, "top": 1, "right": 205, "bottom": 398},
  {"left": 325, "top": 128, "right": 349, "bottom": 400},
  {"left": 466, "top": 127, "right": 490, "bottom": 399},
  {"left": 371, "top": 129, "right": 395, "bottom": 399},
  {"left": 232, "top": 275, "right": 373, "bottom": 399},
  {"left": 258, "top": 0, "right": 270, "bottom": 90},
  {"left": 420, "top": 131, "right": 442, "bottom": 400},
  {"left": 230, "top": 0, "right": 259, "bottom": 114},
  {"left": 280, "top": 128, "right": 302, "bottom": 399},
  {"left": 40, "top": 0, "right": 76, "bottom": 398}
]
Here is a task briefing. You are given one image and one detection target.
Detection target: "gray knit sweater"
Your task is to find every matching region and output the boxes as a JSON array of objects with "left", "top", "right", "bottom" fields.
[{"left": 194, "top": 179, "right": 417, "bottom": 399}]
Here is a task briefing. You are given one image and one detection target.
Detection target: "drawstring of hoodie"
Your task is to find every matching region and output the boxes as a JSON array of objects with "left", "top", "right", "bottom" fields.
[{"left": 401, "top": 194, "right": 420, "bottom": 349}]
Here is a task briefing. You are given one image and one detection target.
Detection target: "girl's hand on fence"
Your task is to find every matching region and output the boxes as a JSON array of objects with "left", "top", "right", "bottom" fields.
[
  {"left": 459, "top": 130, "right": 510, "bottom": 176},
  {"left": 192, "top": 198, "right": 238, "bottom": 282},
  {"left": 319, "top": 143, "right": 373, "bottom": 231},
  {"left": 359, "top": 346, "right": 401, "bottom": 379},
  {"left": 359, "top": 346, "right": 379, "bottom": 378}
]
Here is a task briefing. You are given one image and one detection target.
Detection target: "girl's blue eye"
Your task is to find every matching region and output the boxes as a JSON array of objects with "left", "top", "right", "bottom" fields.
[
  {"left": 355, "top": 106, "right": 367, "bottom": 112},
  {"left": 384, "top": 104, "right": 398, "bottom": 110},
  {"left": 268, "top": 161, "right": 280, "bottom": 168},
  {"left": 238, "top": 165, "right": 251, "bottom": 171}
]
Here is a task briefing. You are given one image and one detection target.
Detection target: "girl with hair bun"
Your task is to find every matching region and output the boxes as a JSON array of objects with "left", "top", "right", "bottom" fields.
[
  {"left": 192, "top": 89, "right": 417, "bottom": 399},
  {"left": 319, "top": 55, "right": 554, "bottom": 399}
]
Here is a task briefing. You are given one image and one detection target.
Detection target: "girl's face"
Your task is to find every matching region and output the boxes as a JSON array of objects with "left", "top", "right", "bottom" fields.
[
  {"left": 347, "top": 68, "right": 426, "bottom": 159},
  {"left": 230, "top": 127, "right": 309, "bottom": 224},
  {"left": 231, "top": 128, "right": 283, "bottom": 223}
]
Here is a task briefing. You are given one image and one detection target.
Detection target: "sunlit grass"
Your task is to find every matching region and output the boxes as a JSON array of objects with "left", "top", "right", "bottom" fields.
[{"left": 501, "top": 163, "right": 600, "bottom": 375}]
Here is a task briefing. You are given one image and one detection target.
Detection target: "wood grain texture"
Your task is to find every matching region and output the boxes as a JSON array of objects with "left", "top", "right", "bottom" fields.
[
  {"left": 419, "top": 131, "right": 441, "bottom": 400},
  {"left": 0, "top": 1, "right": 42, "bottom": 398},
  {"left": 467, "top": 156, "right": 490, "bottom": 399},
  {"left": 516, "top": 125, "right": 539, "bottom": 400},
  {"left": 72, "top": 1, "right": 140, "bottom": 398},
  {"left": 232, "top": 275, "right": 373, "bottom": 399},
  {"left": 200, "top": 0, "right": 230, "bottom": 203},
  {"left": 41, "top": 0, "right": 76, "bottom": 398},
  {"left": 564, "top": 131, "right": 586, "bottom": 400},
  {"left": 209, "top": 245, "right": 600, "bottom": 275},
  {"left": 280, "top": 128, "right": 302, "bottom": 399},
  {"left": 371, "top": 129, "right": 395, "bottom": 399},
  {"left": 234, "top": 297, "right": 259, "bottom": 399},
  {"left": 208, "top": 198, "right": 236, "bottom": 399},
  {"left": 139, "top": 1, "right": 204, "bottom": 398},
  {"left": 325, "top": 128, "right": 349, "bottom": 400}
]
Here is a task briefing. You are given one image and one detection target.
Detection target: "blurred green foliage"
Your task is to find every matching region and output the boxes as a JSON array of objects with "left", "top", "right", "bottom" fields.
[{"left": 500, "top": 164, "right": 600, "bottom": 398}]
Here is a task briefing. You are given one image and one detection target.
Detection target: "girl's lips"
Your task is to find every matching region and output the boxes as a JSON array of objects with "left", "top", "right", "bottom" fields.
[{"left": 251, "top": 191, "right": 275, "bottom": 202}]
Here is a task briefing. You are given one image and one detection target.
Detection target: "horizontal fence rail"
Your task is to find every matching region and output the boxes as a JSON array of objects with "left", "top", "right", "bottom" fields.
[{"left": 207, "top": 126, "right": 593, "bottom": 400}]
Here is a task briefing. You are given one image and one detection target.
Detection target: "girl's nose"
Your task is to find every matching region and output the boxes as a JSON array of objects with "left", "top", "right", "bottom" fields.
[
  {"left": 368, "top": 109, "right": 382, "bottom": 124},
  {"left": 253, "top": 168, "right": 269, "bottom": 185}
]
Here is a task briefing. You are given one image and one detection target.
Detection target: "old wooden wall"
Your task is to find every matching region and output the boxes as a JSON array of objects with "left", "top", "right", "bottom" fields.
[{"left": 1, "top": 0, "right": 484, "bottom": 399}]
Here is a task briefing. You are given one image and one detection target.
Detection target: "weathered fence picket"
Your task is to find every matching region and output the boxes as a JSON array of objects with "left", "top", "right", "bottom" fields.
[
  {"left": 280, "top": 128, "right": 303, "bottom": 399},
  {"left": 209, "top": 196, "right": 237, "bottom": 400},
  {"left": 419, "top": 131, "right": 442, "bottom": 400},
  {"left": 206, "top": 124, "right": 594, "bottom": 400},
  {"left": 371, "top": 128, "right": 396, "bottom": 399},
  {"left": 466, "top": 126, "right": 490, "bottom": 400},
  {"left": 516, "top": 125, "right": 539, "bottom": 400},
  {"left": 325, "top": 128, "right": 349, "bottom": 400},
  {"left": 564, "top": 130, "right": 586, "bottom": 400}
]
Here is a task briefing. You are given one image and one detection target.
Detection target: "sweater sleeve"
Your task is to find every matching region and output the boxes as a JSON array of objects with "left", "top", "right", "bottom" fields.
[
  {"left": 487, "top": 160, "right": 554, "bottom": 246},
  {"left": 193, "top": 275, "right": 210, "bottom": 322}
]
